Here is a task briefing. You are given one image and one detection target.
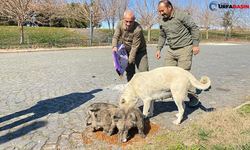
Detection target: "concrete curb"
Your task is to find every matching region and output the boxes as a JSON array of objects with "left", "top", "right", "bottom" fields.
[{"left": 0, "top": 42, "right": 248, "bottom": 53}]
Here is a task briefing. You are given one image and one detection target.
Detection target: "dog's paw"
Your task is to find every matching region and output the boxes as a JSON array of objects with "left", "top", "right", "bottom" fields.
[
  {"left": 107, "top": 131, "right": 112, "bottom": 136},
  {"left": 122, "top": 139, "right": 127, "bottom": 143},
  {"left": 172, "top": 119, "right": 180, "bottom": 125},
  {"left": 143, "top": 113, "right": 150, "bottom": 118},
  {"left": 141, "top": 133, "right": 146, "bottom": 138},
  {"left": 148, "top": 112, "right": 154, "bottom": 117}
]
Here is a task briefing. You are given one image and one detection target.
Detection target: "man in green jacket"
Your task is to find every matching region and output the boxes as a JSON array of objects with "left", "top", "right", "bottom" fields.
[
  {"left": 112, "top": 10, "right": 149, "bottom": 82},
  {"left": 156, "top": 0, "right": 200, "bottom": 107}
]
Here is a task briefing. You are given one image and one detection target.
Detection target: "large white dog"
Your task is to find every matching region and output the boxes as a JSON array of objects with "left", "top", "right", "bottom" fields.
[{"left": 119, "top": 66, "right": 211, "bottom": 124}]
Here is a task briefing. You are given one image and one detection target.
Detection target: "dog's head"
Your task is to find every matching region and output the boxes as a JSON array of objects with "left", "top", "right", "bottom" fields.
[
  {"left": 119, "top": 95, "right": 138, "bottom": 108},
  {"left": 119, "top": 81, "right": 139, "bottom": 107}
]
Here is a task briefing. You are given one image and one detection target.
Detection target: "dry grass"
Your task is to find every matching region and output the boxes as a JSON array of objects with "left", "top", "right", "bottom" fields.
[
  {"left": 184, "top": 107, "right": 250, "bottom": 147},
  {"left": 132, "top": 105, "right": 250, "bottom": 150}
]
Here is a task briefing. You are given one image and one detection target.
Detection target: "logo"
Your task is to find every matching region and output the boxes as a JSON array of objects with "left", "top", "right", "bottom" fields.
[
  {"left": 209, "top": 1, "right": 218, "bottom": 11},
  {"left": 209, "top": 1, "right": 249, "bottom": 11}
]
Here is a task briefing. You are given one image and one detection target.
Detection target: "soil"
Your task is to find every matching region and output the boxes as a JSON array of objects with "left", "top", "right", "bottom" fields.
[{"left": 83, "top": 121, "right": 163, "bottom": 149}]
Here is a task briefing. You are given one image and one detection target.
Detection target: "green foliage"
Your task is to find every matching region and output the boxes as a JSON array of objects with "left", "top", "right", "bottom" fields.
[
  {"left": 198, "top": 128, "right": 213, "bottom": 141},
  {"left": 237, "top": 104, "right": 250, "bottom": 115},
  {"left": 96, "top": 29, "right": 114, "bottom": 34},
  {"left": 98, "top": 28, "right": 249, "bottom": 44},
  {"left": 211, "top": 143, "right": 250, "bottom": 150},
  {"left": 0, "top": 13, "right": 18, "bottom": 26},
  {"left": 54, "top": 18, "right": 88, "bottom": 28}
]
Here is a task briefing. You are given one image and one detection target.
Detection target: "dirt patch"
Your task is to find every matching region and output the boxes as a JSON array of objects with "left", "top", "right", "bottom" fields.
[
  {"left": 83, "top": 121, "right": 162, "bottom": 149},
  {"left": 82, "top": 133, "right": 94, "bottom": 144}
]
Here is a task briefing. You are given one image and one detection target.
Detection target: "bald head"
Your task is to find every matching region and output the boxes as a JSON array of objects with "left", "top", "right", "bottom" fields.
[
  {"left": 124, "top": 10, "right": 135, "bottom": 19},
  {"left": 123, "top": 10, "right": 135, "bottom": 31}
]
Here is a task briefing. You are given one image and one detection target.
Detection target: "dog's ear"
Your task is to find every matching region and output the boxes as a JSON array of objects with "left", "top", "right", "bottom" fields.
[
  {"left": 113, "top": 109, "right": 125, "bottom": 122},
  {"left": 129, "top": 113, "right": 137, "bottom": 124}
]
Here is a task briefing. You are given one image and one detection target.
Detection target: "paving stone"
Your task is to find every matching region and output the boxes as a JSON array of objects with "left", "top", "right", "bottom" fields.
[
  {"left": 58, "top": 138, "right": 69, "bottom": 146},
  {"left": 31, "top": 134, "right": 48, "bottom": 146},
  {"left": 23, "top": 141, "right": 37, "bottom": 149},
  {"left": 41, "top": 129, "right": 54, "bottom": 137},
  {"left": 0, "top": 141, "right": 12, "bottom": 149},
  {"left": 42, "top": 144, "right": 57, "bottom": 150},
  {"left": 15, "top": 138, "right": 32, "bottom": 149},
  {"left": 46, "top": 133, "right": 60, "bottom": 144},
  {"left": 0, "top": 44, "right": 250, "bottom": 149}
]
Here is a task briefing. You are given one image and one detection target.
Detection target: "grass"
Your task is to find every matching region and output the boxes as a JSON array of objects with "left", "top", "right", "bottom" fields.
[
  {"left": 1, "top": 26, "right": 249, "bottom": 49},
  {"left": 97, "top": 28, "right": 250, "bottom": 44},
  {"left": 237, "top": 104, "right": 250, "bottom": 115},
  {"left": 0, "top": 26, "right": 90, "bottom": 49},
  {"left": 131, "top": 104, "right": 250, "bottom": 150}
]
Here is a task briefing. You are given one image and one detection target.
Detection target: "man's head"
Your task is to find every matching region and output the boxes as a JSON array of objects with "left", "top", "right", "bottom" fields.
[
  {"left": 158, "top": 0, "right": 173, "bottom": 19},
  {"left": 123, "top": 10, "right": 135, "bottom": 31}
]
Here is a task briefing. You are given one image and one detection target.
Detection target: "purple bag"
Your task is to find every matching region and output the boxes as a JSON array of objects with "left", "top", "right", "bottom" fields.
[{"left": 113, "top": 44, "right": 128, "bottom": 79}]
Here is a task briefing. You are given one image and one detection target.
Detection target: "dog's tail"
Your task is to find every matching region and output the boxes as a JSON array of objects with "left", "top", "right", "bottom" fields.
[{"left": 188, "top": 73, "right": 211, "bottom": 90}]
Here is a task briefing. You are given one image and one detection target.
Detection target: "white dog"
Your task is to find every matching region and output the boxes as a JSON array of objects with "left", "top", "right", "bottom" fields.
[{"left": 119, "top": 66, "right": 211, "bottom": 124}]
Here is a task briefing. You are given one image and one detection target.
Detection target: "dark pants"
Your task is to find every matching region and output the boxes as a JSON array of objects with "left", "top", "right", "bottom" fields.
[{"left": 126, "top": 50, "right": 149, "bottom": 82}]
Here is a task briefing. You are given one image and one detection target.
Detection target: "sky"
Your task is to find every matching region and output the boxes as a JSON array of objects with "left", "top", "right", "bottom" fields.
[{"left": 71, "top": 0, "right": 250, "bottom": 29}]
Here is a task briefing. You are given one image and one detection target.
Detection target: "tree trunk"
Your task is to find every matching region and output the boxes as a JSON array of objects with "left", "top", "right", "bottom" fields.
[
  {"left": 107, "top": 20, "right": 110, "bottom": 29},
  {"left": 67, "top": 17, "right": 70, "bottom": 28},
  {"left": 206, "top": 26, "right": 209, "bottom": 40},
  {"left": 229, "top": 24, "right": 232, "bottom": 39},
  {"left": 147, "top": 27, "right": 151, "bottom": 42},
  {"left": 20, "top": 23, "right": 24, "bottom": 44},
  {"left": 112, "top": 21, "right": 115, "bottom": 34}
]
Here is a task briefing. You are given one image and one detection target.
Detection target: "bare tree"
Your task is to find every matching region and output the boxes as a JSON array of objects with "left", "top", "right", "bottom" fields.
[
  {"left": 197, "top": 0, "right": 219, "bottom": 39},
  {"left": 70, "top": 0, "right": 108, "bottom": 41},
  {"left": 102, "top": 0, "right": 119, "bottom": 30},
  {"left": 133, "top": 0, "right": 159, "bottom": 41},
  {"left": 34, "top": 0, "right": 65, "bottom": 27},
  {"left": 173, "top": 0, "right": 200, "bottom": 19},
  {"left": 0, "top": 0, "right": 36, "bottom": 44},
  {"left": 55, "top": 0, "right": 75, "bottom": 28},
  {"left": 224, "top": 0, "right": 250, "bottom": 38},
  {"left": 60, "top": 1, "right": 74, "bottom": 28},
  {"left": 102, "top": 0, "right": 130, "bottom": 32},
  {"left": 117, "top": 0, "right": 130, "bottom": 20}
]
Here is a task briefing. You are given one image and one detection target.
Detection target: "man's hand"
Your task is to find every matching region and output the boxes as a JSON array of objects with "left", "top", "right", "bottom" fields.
[
  {"left": 193, "top": 46, "right": 200, "bottom": 55},
  {"left": 155, "top": 50, "right": 161, "bottom": 60},
  {"left": 112, "top": 47, "right": 118, "bottom": 52}
]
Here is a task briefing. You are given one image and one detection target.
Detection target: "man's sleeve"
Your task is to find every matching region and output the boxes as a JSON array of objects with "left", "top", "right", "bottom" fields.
[
  {"left": 112, "top": 21, "right": 121, "bottom": 48},
  {"left": 157, "top": 22, "right": 167, "bottom": 51},
  {"left": 128, "top": 29, "right": 143, "bottom": 64},
  {"left": 182, "top": 13, "right": 200, "bottom": 47}
]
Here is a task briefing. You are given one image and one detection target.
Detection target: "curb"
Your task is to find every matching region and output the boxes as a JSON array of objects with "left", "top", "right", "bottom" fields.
[{"left": 0, "top": 43, "right": 248, "bottom": 53}]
